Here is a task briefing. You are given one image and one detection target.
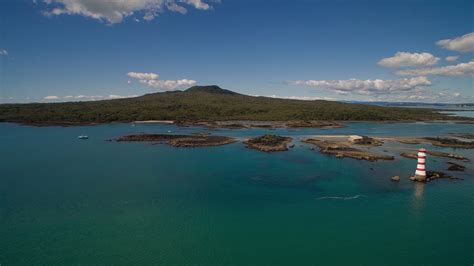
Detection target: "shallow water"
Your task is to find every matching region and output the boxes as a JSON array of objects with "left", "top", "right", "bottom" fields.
[
  {"left": 440, "top": 110, "right": 474, "bottom": 118},
  {"left": 0, "top": 122, "right": 473, "bottom": 265}
]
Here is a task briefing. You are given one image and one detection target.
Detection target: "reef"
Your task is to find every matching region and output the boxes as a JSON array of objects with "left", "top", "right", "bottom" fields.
[
  {"left": 447, "top": 162, "right": 466, "bottom": 172},
  {"left": 424, "top": 137, "right": 474, "bottom": 149}
]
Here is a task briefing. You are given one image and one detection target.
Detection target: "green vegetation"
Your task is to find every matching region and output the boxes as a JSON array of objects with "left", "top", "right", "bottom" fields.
[
  {"left": 0, "top": 85, "right": 462, "bottom": 124},
  {"left": 246, "top": 135, "right": 289, "bottom": 145}
]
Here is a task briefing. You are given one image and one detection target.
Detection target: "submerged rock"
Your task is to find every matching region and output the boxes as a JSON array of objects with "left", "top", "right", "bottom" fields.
[
  {"left": 447, "top": 162, "right": 466, "bottom": 171},
  {"left": 391, "top": 176, "right": 400, "bottom": 182},
  {"left": 400, "top": 152, "right": 418, "bottom": 159}
]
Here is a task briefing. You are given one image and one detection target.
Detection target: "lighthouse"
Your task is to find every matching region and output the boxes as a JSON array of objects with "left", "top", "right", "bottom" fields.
[{"left": 413, "top": 148, "right": 427, "bottom": 182}]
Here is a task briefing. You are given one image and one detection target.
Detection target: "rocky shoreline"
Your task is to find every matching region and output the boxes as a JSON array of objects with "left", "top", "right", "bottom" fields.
[
  {"left": 175, "top": 120, "right": 344, "bottom": 129},
  {"left": 244, "top": 135, "right": 293, "bottom": 152},
  {"left": 116, "top": 133, "right": 236, "bottom": 147}
]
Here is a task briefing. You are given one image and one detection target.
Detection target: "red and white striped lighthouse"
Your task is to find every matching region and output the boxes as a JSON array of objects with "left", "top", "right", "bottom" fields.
[{"left": 415, "top": 148, "right": 427, "bottom": 180}]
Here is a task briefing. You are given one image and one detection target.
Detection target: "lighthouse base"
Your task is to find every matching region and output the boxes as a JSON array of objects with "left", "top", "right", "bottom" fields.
[{"left": 410, "top": 175, "right": 427, "bottom": 182}]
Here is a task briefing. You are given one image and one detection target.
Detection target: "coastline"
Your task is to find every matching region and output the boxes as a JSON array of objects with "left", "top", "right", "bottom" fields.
[{"left": 3, "top": 118, "right": 474, "bottom": 128}]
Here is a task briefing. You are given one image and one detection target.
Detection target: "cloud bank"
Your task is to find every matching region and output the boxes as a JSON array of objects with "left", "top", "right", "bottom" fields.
[
  {"left": 290, "top": 77, "right": 470, "bottom": 103},
  {"left": 127, "top": 71, "right": 196, "bottom": 90},
  {"left": 292, "top": 76, "right": 432, "bottom": 96},
  {"left": 436, "top": 32, "right": 474, "bottom": 53},
  {"left": 41, "top": 0, "right": 217, "bottom": 24},
  {"left": 378, "top": 52, "right": 439, "bottom": 68},
  {"left": 44, "top": 94, "right": 138, "bottom": 101},
  {"left": 0, "top": 49, "right": 8, "bottom": 56},
  {"left": 396, "top": 60, "right": 474, "bottom": 76}
]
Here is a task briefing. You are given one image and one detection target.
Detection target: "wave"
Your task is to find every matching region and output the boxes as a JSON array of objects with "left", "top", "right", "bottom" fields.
[{"left": 317, "top": 194, "right": 366, "bottom": 200}]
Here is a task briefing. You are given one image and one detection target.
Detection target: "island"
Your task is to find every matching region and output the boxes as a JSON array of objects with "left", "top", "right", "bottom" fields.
[
  {"left": 1, "top": 85, "right": 470, "bottom": 127},
  {"left": 244, "top": 135, "right": 293, "bottom": 152},
  {"left": 115, "top": 133, "right": 236, "bottom": 147},
  {"left": 302, "top": 135, "right": 394, "bottom": 161}
]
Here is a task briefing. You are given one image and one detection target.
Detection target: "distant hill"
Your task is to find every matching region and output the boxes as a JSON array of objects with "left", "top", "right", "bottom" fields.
[
  {"left": 185, "top": 85, "right": 238, "bottom": 95},
  {"left": 0, "top": 85, "right": 463, "bottom": 125}
]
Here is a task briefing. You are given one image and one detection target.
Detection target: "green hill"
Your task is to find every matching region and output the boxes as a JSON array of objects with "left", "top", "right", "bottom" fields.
[{"left": 0, "top": 85, "right": 459, "bottom": 125}]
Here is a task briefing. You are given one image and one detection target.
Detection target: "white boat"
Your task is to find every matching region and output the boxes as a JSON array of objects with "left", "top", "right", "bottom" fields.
[{"left": 78, "top": 135, "right": 89, "bottom": 139}]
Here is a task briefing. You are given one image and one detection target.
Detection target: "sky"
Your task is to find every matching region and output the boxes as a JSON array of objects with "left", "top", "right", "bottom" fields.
[{"left": 0, "top": 0, "right": 473, "bottom": 103}]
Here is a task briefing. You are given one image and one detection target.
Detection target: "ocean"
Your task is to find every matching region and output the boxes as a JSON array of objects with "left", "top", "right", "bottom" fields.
[{"left": 0, "top": 122, "right": 473, "bottom": 265}]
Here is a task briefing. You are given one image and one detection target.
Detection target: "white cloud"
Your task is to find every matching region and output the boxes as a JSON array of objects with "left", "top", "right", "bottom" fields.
[
  {"left": 0, "top": 49, "right": 8, "bottom": 56},
  {"left": 185, "top": 0, "right": 211, "bottom": 10},
  {"left": 64, "top": 95, "right": 105, "bottom": 100},
  {"left": 108, "top": 94, "right": 139, "bottom": 99},
  {"left": 127, "top": 72, "right": 159, "bottom": 80},
  {"left": 44, "top": 95, "right": 60, "bottom": 100},
  {"left": 445, "top": 56, "right": 459, "bottom": 62},
  {"left": 43, "top": 94, "right": 138, "bottom": 102},
  {"left": 40, "top": 0, "right": 217, "bottom": 24},
  {"left": 127, "top": 71, "right": 196, "bottom": 90},
  {"left": 378, "top": 52, "right": 439, "bottom": 68},
  {"left": 396, "top": 60, "right": 474, "bottom": 76},
  {"left": 268, "top": 95, "right": 335, "bottom": 101},
  {"left": 436, "top": 32, "right": 474, "bottom": 53},
  {"left": 292, "top": 76, "right": 432, "bottom": 96},
  {"left": 166, "top": 2, "right": 187, "bottom": 14},
  {"left": 374, "top": 89, "right": 471, "bottom": 103}
]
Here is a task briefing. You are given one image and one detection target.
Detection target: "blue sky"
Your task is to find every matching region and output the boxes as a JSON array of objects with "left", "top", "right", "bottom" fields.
[{"left": 0, "top": 0, "right": 473, "bottom": 103}]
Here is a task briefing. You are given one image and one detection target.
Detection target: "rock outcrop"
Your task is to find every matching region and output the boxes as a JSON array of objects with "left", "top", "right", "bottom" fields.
[
  {"left": 303, "top": 138, "right": 394, "bottom": 161},
  {"left": 244, "top": 135, "right": 293, "bottom": 152},
  {"left": 410, "top": 171, "right": 463, "bottom": 182},
  {"left": 116, "top": 133, "right": 236, "bottom": 147}
]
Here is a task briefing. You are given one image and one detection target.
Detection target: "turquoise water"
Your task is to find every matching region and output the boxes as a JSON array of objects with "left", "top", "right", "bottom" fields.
[
  {"left": 1, "top": 122, "right": 473, "bottom": 265},
  {"left": 440, "top": 110, "right": 474, "bottom": 118}
]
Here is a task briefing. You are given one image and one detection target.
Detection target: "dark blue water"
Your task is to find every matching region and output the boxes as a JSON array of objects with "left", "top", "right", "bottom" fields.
[{"left": 1, "top": 122, "right": 473, "bottom": 265}]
